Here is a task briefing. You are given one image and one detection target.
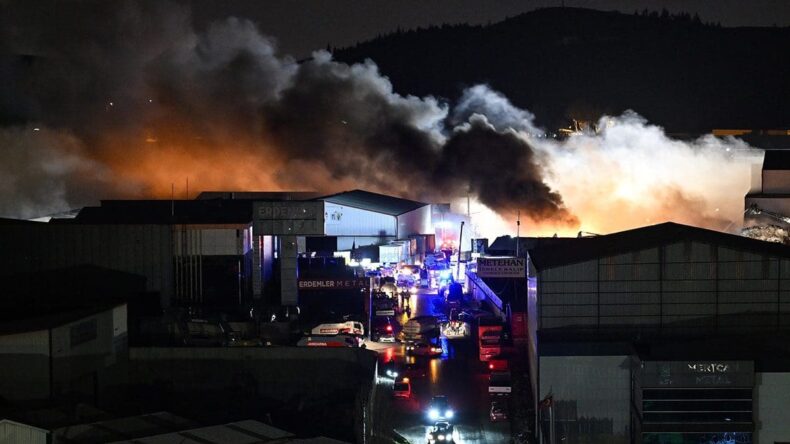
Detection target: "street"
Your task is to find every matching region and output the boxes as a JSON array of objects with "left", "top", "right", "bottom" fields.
[{"left": 370, "top": 287, "right": 511, "bottom": 444}]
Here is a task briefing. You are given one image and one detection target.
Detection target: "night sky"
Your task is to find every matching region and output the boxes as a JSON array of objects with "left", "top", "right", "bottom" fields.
[{"left": 187, "top": 0, "right": 790, "bottom": 57}]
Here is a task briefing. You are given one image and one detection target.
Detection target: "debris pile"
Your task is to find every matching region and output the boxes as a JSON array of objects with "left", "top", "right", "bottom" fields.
[{"left": 741, "top": 225, "right": 790, "bottom": 245}]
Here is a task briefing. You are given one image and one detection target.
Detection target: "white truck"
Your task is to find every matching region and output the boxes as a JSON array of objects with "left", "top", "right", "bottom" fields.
[{"left": 311, "top": 321, "right": 365, "bottom": 337}]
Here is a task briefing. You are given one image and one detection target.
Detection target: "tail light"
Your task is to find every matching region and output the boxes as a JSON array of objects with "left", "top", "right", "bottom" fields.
[
  {"left": 489, "top": 364, "right": 494, "bottom": 370},
  {"left": 386, "top": 325, "right": 393, "bottom": 332}
]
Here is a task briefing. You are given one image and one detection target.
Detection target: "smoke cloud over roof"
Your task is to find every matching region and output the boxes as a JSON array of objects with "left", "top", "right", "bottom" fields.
[{"left": 0, "top": 0, "right": 759, "bottom": 236}]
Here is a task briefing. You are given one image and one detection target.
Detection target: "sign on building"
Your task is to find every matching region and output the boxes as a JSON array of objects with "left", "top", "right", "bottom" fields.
[
  {"left": 477, "top": 257, "right": 526, "bottom": 278},
  {"left": 297, "top": 279, "right": 368, "bottom": 291},
  {"left": 253, "top": 201, "right": 325, "bottom": 236}
]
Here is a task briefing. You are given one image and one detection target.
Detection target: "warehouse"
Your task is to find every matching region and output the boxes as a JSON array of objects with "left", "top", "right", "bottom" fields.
[
  {"left": 525, "top": 222, "right": 790, "bottom": 444},
  {"left": 0, "top": 301, "right": 128, "bottom": 403},
  {"left": 313, "top": 189, "right": 434, "bottom": 258}
]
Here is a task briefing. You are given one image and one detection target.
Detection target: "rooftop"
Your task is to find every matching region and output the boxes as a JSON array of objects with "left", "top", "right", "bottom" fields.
[
  {"left": 318, "top": 189, "right": 428, "bottom": 216},
  {"left": 64, "top": 199, "right": 255, "bottom": 225},
  {"left": 528, "top": 222, "right": 790, "bottom": 270},
  {"left": 107, "top": 419, "right": 348, "bottom": 444}
]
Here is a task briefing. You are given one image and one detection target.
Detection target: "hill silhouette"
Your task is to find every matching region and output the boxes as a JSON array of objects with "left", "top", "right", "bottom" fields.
[{"left": 333, "top": 7, "right": 790, "bottom": 133}]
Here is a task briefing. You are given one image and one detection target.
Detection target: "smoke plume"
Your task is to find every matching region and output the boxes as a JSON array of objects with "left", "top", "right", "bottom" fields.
[{"left": 0, "top": 0, "right": 760, "bottom": 237}]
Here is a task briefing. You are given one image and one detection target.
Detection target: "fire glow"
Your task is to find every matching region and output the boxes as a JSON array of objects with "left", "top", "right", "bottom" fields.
[{"left": 0, "top": 2, "right": 763, "bottom": 237}]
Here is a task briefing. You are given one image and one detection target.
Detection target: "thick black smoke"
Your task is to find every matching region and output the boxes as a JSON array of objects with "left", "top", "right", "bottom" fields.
[{"left": 0, "top": 0, "right": 573, "bottom": 225}]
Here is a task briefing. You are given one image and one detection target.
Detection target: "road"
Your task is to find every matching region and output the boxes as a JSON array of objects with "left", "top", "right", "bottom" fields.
[{"left": 370, "top": 286, "right": 511, "bottom": 444}]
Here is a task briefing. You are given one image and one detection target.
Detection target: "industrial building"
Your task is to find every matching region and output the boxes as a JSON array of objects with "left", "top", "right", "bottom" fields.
[
  {"left": 514, "top": 223, "right": 790, "bottom": 444},
  {"left": 0, "top": 301, "right": 128, "bottom": 403},
  {"left": 0, "top": 189, "right": 465, "bottom": 315}
]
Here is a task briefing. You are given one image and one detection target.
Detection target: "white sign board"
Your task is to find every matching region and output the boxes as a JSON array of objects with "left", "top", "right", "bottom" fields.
[
  {"left": 476, "top": 257, "right": 525, "bottom": 278},
  {"left": 253, "top": 201, "right": 325, "bottom": 235}
]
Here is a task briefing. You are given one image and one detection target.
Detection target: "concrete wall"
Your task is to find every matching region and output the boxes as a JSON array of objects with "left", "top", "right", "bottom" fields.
[
  {"left": 539, "top": 355, "right": 631, "bottom": 444},
  {"left": 324, "top": 203, "right": 396, "bottom": 237},
  {"left": 0, "top": 330, "right": 50, "bottom": 400},
  {"left": 755, "top": 371, "right": 790, "bottom": 443},
  {"left": 396, "top": 206, "right": 432, "bottom": 237}
]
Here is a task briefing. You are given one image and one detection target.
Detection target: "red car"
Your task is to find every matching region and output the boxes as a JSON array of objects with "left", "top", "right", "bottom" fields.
[{"left": 393, "top": 378, "right": 411, "bottom": 399}]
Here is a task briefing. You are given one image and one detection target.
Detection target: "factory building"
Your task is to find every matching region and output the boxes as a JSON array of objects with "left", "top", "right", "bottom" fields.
[
  {"left": 520, "top": 223, "right": 790, "bottom": 444},
  {"left": 0, "top": 189, "right": 465, "bottom": 318},
  {"left": 0, "top": 301, "right": 128, "bottom": 403}
]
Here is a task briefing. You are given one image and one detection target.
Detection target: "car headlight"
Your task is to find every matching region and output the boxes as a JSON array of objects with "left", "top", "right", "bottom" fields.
[
  {"left": 428, "top": 409, "right": 439, "bottom": 420},
  {"left": 437, "top": 435, "right": 445, "bottom": 441},
  {"left": 446, "top": 409, "right": 454, "bottom": 418}
]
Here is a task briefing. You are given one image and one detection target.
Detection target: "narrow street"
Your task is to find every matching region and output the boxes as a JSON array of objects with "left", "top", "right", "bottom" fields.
[{"left": 370, "top": 287, "right": 510, "bottom": 444}]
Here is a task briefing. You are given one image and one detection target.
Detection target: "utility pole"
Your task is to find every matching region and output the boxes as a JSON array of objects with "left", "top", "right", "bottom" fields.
[
  {"left": 456, "top": 221, "right": 464, "bottom": 280},
  {"left": 368, "top": 277, "right": 374, "bottom": 341},
  {"left": 516, "top": 210, "right": 521, "bottom": 257}
]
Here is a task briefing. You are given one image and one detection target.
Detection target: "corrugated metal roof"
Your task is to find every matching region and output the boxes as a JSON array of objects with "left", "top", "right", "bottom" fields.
[
  {"left": 52, "top": 412, "right": 196, "bottom": 444},
  {"left": 319, "top": 190, "right": 427, "bottom": 216},
  {"left": 107, "top": 419, "right": 350, "bottom": 444},
  {"left": 529, "top": 222, "right": 790, "bottom": 270}
]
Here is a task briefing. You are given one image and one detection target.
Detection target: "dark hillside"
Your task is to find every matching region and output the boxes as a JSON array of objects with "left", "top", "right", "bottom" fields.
[{"left": 334, "top": 8, "right": 790, "bottom": 132}]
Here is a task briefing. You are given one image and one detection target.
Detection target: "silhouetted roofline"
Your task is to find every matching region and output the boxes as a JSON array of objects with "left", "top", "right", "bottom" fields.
[
  {"left": 317, "top": 189, "right": 428, "bottom": 216},
  {"left": 529, "top": 222, "right": 790, "bottom": 270}
]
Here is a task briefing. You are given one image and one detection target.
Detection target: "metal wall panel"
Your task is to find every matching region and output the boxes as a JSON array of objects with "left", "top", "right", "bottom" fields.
[
  {"left": 324, "top": 203, "right": 396, "bottom": 237},
  {"left": 0, "top": 420, "right": 48, "bottom": 444},
  {"left": 396, "top": 206, "right": 432, "bottom": 237}
]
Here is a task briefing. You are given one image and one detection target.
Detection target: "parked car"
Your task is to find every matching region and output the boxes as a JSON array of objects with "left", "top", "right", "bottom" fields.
[
  {"left": 372, "top": 317, "right": 400, "bottom": 342},
  {"left": 393, "top": 378, "right": 411, "bottom": 399}
]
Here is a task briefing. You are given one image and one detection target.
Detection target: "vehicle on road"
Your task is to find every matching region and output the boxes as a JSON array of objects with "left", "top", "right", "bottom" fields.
[
  {"left": 296, "top": 334, "right": 365, "bottom": 348},
  {"left": 406, "top": 340, "right": 443, "bottom": 357},
  {"left": 478, "top": 319, "right": 503, "bottom": 361},
  {"left": 489, "top": 400, "right": 508, "bottom": 421},
  {"left": 311, "top": 321, "right": 364, "bottom": 336},
  {"left": 427, "top": 395, "right": 454, "bottom": 421},
  {"left": 372, "top": 316, "right": 400, "bottom": 342},
  {"left": 426, "top": 421, "right": 456, "bottom": 443},
  {"left": 393, "top": 378, "right": 411, "bottom": 399},
  {"left": 382, "top": 359, "right": 399, "bottom": 378},
  {"left": 402, "top": 316, "right": 440, "bottom": 342},
  {"left": 488, "top": 371, "right": 512, "bottom": 396}
]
